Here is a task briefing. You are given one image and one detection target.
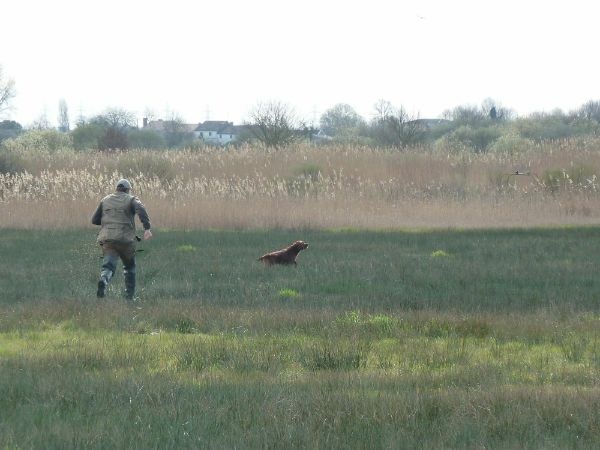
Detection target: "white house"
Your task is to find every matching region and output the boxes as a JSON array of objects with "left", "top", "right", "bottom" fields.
[{"left": 194, "top": 121, "right": 239, "bottom": 145}]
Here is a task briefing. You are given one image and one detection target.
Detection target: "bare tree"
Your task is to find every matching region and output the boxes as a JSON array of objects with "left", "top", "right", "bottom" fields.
[
  {"left": 373, "top": 99, "right": 395, "bottom": 122},
  {"left": 370, "top": 101, "right": 424, "bottom": 148},
  {"left": 577, "top": 100, "right": 600, "bottom": 122},
  {"left": 0, "top": 66, "right": 16, "bottom": 117},
  {"left": 143, "top": 107, "right": 158, "bottom": 122},
  {"left": 30, "top": 112, "right": 51, "bottom": 130},
  {"left": 58, "top": 99, "right": 70, "bottom": 132},
  {"left": 94, "top": 108, "right": 136, "bottom": 128},
  {"left": 163, "top": 110, "right": 191, "bottom": 148},
  {"left": 90, "top": 108, "right": 137, "bottom": 150},
  {"left": 442, "top": 104, "right": 486, "bottom": 124},
  {"left": 247, "top": 101, "right": 299, "bottom": 148}
]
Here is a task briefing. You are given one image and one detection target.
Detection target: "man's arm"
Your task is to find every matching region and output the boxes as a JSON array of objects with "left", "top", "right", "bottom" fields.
[
  {"left": 91, "top": 203, "right": 103, "bottom": 225},
  {"left": 132, "top": 197, "right": 151, "bottom": 230}
]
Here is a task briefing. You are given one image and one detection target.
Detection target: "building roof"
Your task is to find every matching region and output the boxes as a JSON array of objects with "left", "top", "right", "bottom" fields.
[
  {"left": 146, "top": 119, "right": 196, "bottom": 133},
  {"left": 194, "top": 121, "right": 233, "bottom": 132}
]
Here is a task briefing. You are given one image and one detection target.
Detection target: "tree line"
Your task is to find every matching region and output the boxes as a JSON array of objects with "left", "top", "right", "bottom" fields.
[{"left": 1, "top": 65, "right": 600, "bottom": 152}]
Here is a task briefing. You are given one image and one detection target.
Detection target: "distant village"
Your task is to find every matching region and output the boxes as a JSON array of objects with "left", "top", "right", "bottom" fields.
[
  {"left": 144, "top": 119, "right": 241, "bottom": 146},
  {"left": 142, "top": 118, "right": 329, "bottom": 146},
  {"left": 2, "top": 98, "right": 600, "bottom": 152}
]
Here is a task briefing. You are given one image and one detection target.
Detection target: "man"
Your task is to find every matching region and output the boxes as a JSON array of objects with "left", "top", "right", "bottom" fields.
[{"left": 91, "top": 179, "right": 152, "bottom": 302}]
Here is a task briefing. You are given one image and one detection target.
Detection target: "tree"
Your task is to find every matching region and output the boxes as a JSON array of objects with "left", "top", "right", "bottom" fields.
[
  {"left": 577, "top": 100, "right": 600, "bottom": 122},
  {"left": 162, "top": 111, "right": 192, "bottom": 148},
  {"left": 481, "top": 98, "right": 514, "bottom": 121},
  {"left": 90, "top": 108, "right": 136, "bottom": 150},
  {"left": 319, "top": 103, "right": 364, "bottom": 137},
  {"left": 247, "top": 101, "right": 299, "bottom": 148},
  {"left": 58, "top": 99, "right": 70, "bottom": 132},
  {"left": 0, "top": 66, "right": 16, "bottom": 118},
  {"left": 72, "top": 122, "right": 104, "bottom": 151},
  {"left": 30, "top": 112, "right": 51, "bottom": 130},
  {"left": 0, "top": 120, "right": 22, "bottom": 142},
  {"left": 127, "top": 128, "right": 165, "bottom": 149},
  {"left": 93, "top": 108, "right": 136, "bottom": 128},
  {"left": 373, "top": 99, "right": 395, "bottom": 122},
  {"left": 442, "top": 104, "right": 486, "bottom": 124},
  {"left": 369, "top": 100, "right": 424, "bottom": 148}
]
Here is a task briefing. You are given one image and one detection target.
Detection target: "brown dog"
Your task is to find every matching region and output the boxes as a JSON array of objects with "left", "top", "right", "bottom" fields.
[{"left": 258, "top": 240, "right": 309, "bottom": 266}]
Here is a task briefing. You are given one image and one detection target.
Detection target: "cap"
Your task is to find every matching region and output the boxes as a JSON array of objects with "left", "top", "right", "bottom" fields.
[{"left": 116, "top": 179, "right": 132, "bottom": 190}]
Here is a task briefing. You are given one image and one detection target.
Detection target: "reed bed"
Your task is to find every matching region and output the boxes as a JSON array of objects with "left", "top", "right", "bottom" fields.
[{"left": 2, "top": 140, "right": 600, "bottom": 229}]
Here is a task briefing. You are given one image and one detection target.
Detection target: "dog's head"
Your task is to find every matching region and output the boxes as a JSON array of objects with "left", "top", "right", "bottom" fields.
[{"left": 292, "top": 240, "right": 309, "bottom": 251}]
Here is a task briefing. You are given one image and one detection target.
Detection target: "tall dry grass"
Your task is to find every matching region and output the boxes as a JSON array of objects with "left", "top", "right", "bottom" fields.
[{"left": 2, "top": 140, "right": 600, "bottom": 229}]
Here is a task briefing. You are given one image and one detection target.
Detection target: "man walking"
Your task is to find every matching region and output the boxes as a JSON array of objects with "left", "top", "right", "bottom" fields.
[{"left": 91, "top": 179, "right": 152, "bottom": 302}]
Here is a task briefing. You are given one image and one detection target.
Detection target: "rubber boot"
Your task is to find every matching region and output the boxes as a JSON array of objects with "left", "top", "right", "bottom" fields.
[
  {"left": 123, "top": 265, "right": 136, "bottom": 303},
  {"left": 97, "top": 254, "right": 117, "bottom": 298}
]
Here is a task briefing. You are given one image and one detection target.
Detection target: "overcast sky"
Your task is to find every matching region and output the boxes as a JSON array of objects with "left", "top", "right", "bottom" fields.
[{"left": 2, "top": 0, "right": 599, "bottom": 127}]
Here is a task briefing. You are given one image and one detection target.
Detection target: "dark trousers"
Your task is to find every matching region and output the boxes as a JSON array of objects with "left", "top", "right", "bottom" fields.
[{"left": 100, "top": 242, "right": 136, "bottom": 299}]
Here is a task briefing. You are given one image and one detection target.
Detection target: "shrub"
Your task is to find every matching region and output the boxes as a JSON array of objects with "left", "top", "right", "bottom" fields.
[
  {"left": 72, "top": 123, "right": 104, "bottom": 151},
  {"left": 447, "top": 125, "right": 503, "bottom": 153},
  {"left": 515, "top": 116, "right": 574, "bottom": 142},
  {"left": 0, "top": 148, "right": 25, "bottom": 174},
  {"left": 488, "top": 133, "right": 535, "bottom": 155},
  {"left": 127, "top": 129, "right": 166, "bottom": 150},
  {"left": 2, "top": 129, "right": 73, "bottom": 152}
]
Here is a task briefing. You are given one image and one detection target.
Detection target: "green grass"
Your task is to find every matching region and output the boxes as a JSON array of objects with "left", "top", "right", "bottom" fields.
[
  {"left": 1, "top": 228, "right": 600, "bottom": 448},
  {"left": 4, "top": 227, "right": 600, "bottom": 312}
]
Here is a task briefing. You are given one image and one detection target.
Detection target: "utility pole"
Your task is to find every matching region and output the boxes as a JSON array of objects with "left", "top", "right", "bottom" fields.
[{"left": 311, "top": 105, "right": 319, "bottom": 128}]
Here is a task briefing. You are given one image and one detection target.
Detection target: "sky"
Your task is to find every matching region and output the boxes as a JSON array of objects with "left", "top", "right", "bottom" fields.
[{"left": 1, "top": 0, "right": 599, "bottom": 127}]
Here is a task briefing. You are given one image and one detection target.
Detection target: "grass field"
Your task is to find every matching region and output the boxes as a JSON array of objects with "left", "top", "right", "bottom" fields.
[{"left": 1, "top": 227, "right": 599, "bottom": 448}]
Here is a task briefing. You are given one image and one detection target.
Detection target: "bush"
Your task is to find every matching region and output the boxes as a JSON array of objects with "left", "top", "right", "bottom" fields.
[
  {"left": 569, "top": 118, "right": 600, "bottom": 137},
  {"left": 487, "top": 133, "right": 535, "bottom": 155},
  {"left": 127, "top": 129, "right": 166, "bottom": 150},
  {"left": 515, "top": 116, "right": 574, "bottom": 142},
  {"left": 0, "top": 149, "right": 25, "bottom": 173},
  {"left": 1, "top": 130, "right": 73, "bottom": 152},
  {"left": 433, "top": 125, "right": 503, "bottom": 154},
  {"left": 72, "top": 123, "right": 104, "bottom": 151},
  {"left": 448, "top": 125, "right": 503, "bottom": 153}
]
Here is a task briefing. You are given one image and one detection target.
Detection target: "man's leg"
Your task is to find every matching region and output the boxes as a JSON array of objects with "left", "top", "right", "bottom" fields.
[
  {"left": 98, "top": 244, "right": 119, "bottom": 298},
  {"left": 121, "top": 244, "right": 137, "bottom": 302}
]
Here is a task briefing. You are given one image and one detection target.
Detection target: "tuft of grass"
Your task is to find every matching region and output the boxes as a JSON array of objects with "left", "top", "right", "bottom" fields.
[
  {"left": 278, "top": 288, "right": 300, "bottom": 300},
  {"left": 176, "top": 244, "right": 197, "bottom": 252}
]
